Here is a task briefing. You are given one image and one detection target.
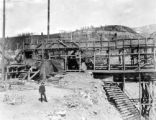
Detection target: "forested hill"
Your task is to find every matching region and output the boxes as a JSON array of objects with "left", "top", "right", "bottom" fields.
[{"left": 3, "top": 25, "right": 140, "bottom": 50}]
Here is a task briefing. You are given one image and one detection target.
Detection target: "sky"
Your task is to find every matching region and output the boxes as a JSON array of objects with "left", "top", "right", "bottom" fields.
[{"left": 0, "top": 0, "right": 156, "bottom": 37}]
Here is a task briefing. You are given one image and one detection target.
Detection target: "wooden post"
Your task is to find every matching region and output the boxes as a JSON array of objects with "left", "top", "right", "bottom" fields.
[
  {"left": 65, "top": 55, "right": 67, "bottom": 71},
  {"left": 48, "top": 52, "right": 50, "bottom": 60},
  {"left": 115, "top": 40, "right": 117, "bottom": 49},
  {"left": 28, "top": 71, "right": 30, "bottom": 81},
  {"left": 153, "top": 39, "right": 156, "bottom": 69},
  {"left": 94, "top": 52, "right": 95, "bottom": 70},
  {"left": 93, "top": 35, "right": 95, "bottom": 67},
  {"left": 86, "top": 33, "right": 88, "bottom": 50},
  {"left": 123, "top": 73, "right": 125, "bottom": 92},
  {"left": 5, "top": 66, "right": 8, "bottom": 81},
  {"left": 123, "top": 39, "right": 125, "bottom": 92},
  {"left": 138, "top": 38, "right": 140, "bottom": 71},
  {"left": 42, "top": 41, "right": 46, "bottom": 81},
  {"left": 145, "top": 37, "right": 147, "bottom": 64},
  {"left": 2, "top": 0, "right": 5, "bottom": 81},
  {"left": 151, "top": 81, "right": 156, "bottom": 120},
  {"left": 108, "top": 41, "right": 110, "bottom": 71},
  {"left": 130, "top": 39, "right": 133, "bottom": 65},
  {"left": 100, "top": 34, "right": 102, "bottom": 50},
  {"left": 148, "top": 81, "right": 151, "bottom": 119},
  {"left": 138, "top": 38, "right": 142, "bottom": 118},
  {"left": 79, "top": 53, "right": 81, "bottom": 72},
  {"left": 23, "top": 40, "right": 25, "bottom": 50},
  {"left": 79, "top": 33, "right": 80, "bottom": 49},
  {"left": 139, "top": 73, "right": 142, "bottom": 113},
  {"left": 123, "top": 39, "right": 125, "bottom": 71},
  {"left": 70, "top": 32, "right": 73, "bottom": 42},
  {"left": 47, "top": 0, "right": 50, "bottom": 43},
  {"left": 149, "top": 39, "right": 156, "bottom": 120}
]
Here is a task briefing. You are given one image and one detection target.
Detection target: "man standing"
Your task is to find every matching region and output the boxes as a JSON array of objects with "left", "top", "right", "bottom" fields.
[{"left": 39, "top": 82, "right": 48, "bottom": 102}]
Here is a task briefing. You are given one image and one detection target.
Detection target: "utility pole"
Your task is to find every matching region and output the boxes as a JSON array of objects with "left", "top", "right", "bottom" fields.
[
  {"left": 43, "top": 0, "right": 50, "bottom": 81},
  {"left": 47, "top": 0, "right": 50, "bottom": 43},
  {"left": 2, "top": 0, "right": 6, "bottom": 81}
]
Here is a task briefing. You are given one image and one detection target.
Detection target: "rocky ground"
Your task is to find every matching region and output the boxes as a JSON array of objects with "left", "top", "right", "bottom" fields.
[{"left": 0, "top": 72, "right": 122, "bottom": 120}]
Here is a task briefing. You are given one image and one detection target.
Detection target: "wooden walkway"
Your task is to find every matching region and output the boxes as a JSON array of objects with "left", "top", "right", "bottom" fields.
[{"left": 103, "top": 82, "right": 141, "bottom": 120}]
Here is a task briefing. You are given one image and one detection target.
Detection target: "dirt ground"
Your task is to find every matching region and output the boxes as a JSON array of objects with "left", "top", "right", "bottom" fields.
[{"left": 0, "top": 72, "right": 122, "bottom": 120}]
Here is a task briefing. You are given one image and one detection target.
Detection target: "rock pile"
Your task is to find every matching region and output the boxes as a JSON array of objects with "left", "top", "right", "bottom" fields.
[{"left": 3, "top": 92, "right": 25, "bottom": 105}]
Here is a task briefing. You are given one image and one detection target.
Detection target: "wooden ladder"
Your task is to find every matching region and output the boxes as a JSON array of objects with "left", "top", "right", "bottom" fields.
[{"left": 103, "top": 82, "right": 141, "bottom": 120}]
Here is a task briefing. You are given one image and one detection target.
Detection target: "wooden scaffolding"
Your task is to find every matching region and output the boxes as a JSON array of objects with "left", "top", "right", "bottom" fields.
[{"left": 13, "top": 32, "right": 156, "bottom": 119}]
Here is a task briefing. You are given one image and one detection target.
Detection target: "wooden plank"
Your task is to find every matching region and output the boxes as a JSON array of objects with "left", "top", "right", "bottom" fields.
[
  {"left": 120, "top": 111, "right": 137, "bottom": 116},
  {"left": 115, "top": 99, "right": 132, "bottom": 104},
  {"left": 22, "top": 73, "right": 28, "bottom": 80},
  {"left": 118, "top": 106, "right": 136, "bottom": 111},
  {"left": 30, "top": 70, "right": 40, "bottom": 79},
  {"left": 116, "top": 103, "right": 133, "bottom": 107},
  {"left": 122, "top": 113, "right": 139, "bottom": 119},
  {"left": 90, "top": 69, "right": 156, "bottom": 74}
]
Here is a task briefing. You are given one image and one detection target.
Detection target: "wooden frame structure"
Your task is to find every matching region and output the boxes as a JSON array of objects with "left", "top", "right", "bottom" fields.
[
  {"left": 6, "top": 32, "right": 156, "bottom": 119},
  {"left": 87, "top": 37, "right": 156, "bottom": 120},
  {"left": 36, "top": 36, "right": 155, "bottom": 119}
]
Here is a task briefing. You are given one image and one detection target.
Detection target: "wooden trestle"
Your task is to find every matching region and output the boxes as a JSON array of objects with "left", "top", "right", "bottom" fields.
[
  {"left": 9, "top": 34, "right": 156, "bottom": 119},
  {"left": 90, "top": 38, "right": 156, "bottom": 120}
]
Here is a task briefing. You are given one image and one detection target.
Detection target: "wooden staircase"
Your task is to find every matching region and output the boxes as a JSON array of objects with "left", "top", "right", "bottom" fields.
[{"left": 103, "top": 82, "right": 141, "bottom": 120}]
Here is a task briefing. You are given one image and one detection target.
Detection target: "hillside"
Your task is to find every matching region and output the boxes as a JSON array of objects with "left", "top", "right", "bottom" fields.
[
  {"left": 4, "top": 25, "right": 142, "bottom": 50},
  {"left": 133, "top": 24, "right": 156, "bottom": 37},
  {"left": 61, "top": 25, "right": 142, "bottom": 43},
  {"left": 95, "top": 25, "right": 137, "bottom": 33},
  {"left": 150, "top": 31, "right": 156, "bottom": 38}
]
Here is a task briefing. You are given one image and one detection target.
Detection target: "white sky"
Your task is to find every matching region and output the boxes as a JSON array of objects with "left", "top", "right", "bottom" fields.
[{"left": 0, "top": 0, "right": 156, "bottom": 37}]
